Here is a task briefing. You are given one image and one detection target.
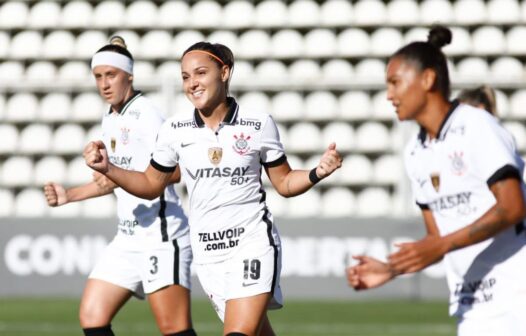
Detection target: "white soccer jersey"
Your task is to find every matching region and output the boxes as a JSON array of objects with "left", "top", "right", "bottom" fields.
[
  {"left": 101, "top": 91, "right": 190, "bottom": 248},
  {"left": 404, "top": 101, "right": 526, "bottom": 319},
  {"left": 151, "top": 97, "right": 284, "bottom": 264}
]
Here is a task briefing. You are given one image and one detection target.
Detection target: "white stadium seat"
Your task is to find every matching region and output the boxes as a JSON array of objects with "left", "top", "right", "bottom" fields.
[
  {"left": 495, "top": 90, "right": 510, "bottom": 118},
  {"left": 287, "top": 122, "right": 322, "bottom": 152},
  {"left": 353, "top": 0, "right": 386, "bottom": 25},
  {"left": 0, "top": 189, "right": 14, "bottom": 216},
  {"left": 25, "top": 61, "right": 56, "bottom": 82},
  {"left": 0, "top": 94, "right": 4, "bottom": 119},
  {"left": 85, "top": 124, "right": 103, "bottom": 143},
  {"left": 0, "top": 61, "right": 25, "bottom": 83},
  {"left": 67, "top": 156, "right": 92, "bottom": 185},
  {"left": 288, "top": 59, "right": 321, "bottom": 83},
  {"left": 420, "top": 0, "right": 454, "bottom": 24},
  {"left": 304, "top": 29, "right": 337, "bottom": 57},
  {"left": 92, "top": 1, "right": 125, "bottom": 28},
  {"left": 0, "top": 31, "right": 9, "bottom": 57},
  {"left": 472, "top": 26, "right": 506, "bottom": 55},
  {"left": 321, "top": 188, "right": 355, "bottom": 217},
  {"left": 288, "top": 0, "right": 320, "bottom": 27},
  {"left": 158, "top": 1, "right": 190, "bottom": 28},
  {"left": 173, "top": 30, "right": 206, "bottom": 58},
  {"left": 286, "top": 189, "right": 321, "bottom": 218},
  {"left": 207, "top": 31, "right": 239, "bottom": 55},
  {"left": 255, "top": 60, "right": 288, "bottom": 83},
  {"left": 373, "top": 155, "right": 404, "bottom": 185},
  {"left": 230, "top": 60, "right": 253, "bottom": 84},
  {"left": 157, "top": 61, "right": 182, "bottom": 81},
  {"left": 58, "top": 61, "right": 92, "bottom": 82},
  {"left": 5, "top": 93, "right": 39, "bottom": 122},
  {"left": 339, "top": 154, "right": 372, "bottom": 185},
  {"left": 238, "top": 30, "right": 271, "bottom": 59},
  {"left": 357, "top": 188, "right": 392, "bottom": 217},
  {"left": 490, "top": 57, "right": 524, "bottom": 82},
  {"left": 339, "top": 91, "right": 372, "bottom": 120},
  {"left": 509, "top": 90, "right": 526, "bottom": 118},
  {"left": 72, "top": 93, "right": 105, "bottom": 122},
  {"left": 404, "top": 27, "right": 428, "bottom": 44},
  {"left": 321, "top": 122, "right": 354, "bottom": 152},
  {"left": 372, "top": 90, "right": 396, "bottom": 120},
  {"left": 110, "top": 30, "right": 140, "bottom": 56},
  {"left": 18, "top": 124, "right": 53, "bottom": 154},
  {"left": 320, "top": 0, "right": 353, "bottom": 26},
  {"left": 75, "top": 31, "right": 108, "bottom": 58},
  {"left": 34, "top": 156, "right": 68, "bottom": 185},
  {"left": 61, "top": 1, "right": 92, "bottom": 28},
  {"left": 52, "top": 124, "right": 86, "bottom": 154},
  {"left": 9, "top": 31, "right": 43, "bottom": 59},
  {"left": 42, "top": 31, "right": 76, "bottom": 59},
  {"left": 503, "top": 122, "right": 526, "bottom": 151},
  {"left": 271, "top": 29, "right": 304, "bottom": 58},
  {"left": 387, "top": 0, "right": 419, "bottom": 25},
  {"left": 133, "top": 61, "right": 156, "bottom": 81},
  {"left": 322, "top": 59, "right": 353, "bottom": 83},
  {"left": 1, "top": 156, "right": 33, "bottom": 187},
  {"left": 0, "top": 124, "right": 18, "bottom": 154},
  {"left": 455, "top": 57, "right": 489, "bottom": 81},
  {"left": 255, "top": 0, "right": 287, "bottom": 27},
  {"left": 354, "top": 59, "right": 385, "bottom": 83},
  {"left": 355, "top": 122, "right": 391, "bottom": 152},
  {"left": 82, "top": 194, "right": 116, "bottom": 218},
  {"left": 507, "top": 26, "right": 526, "bottom": 55},
  {"left": 487, "top": 0, "right": 521, "bottom": 24},
  {"left": 337, "top": 28, "right": 370, "bottom": 57},
  {"left": 0, "top": 1, "right": 28, "bottom": 28},
  {"left": 443, "top": 27, "right": 472, "bottom": 56},
  {"left": 238, "top": 92, "right": 271, "bottom": 115},
  {"left": 276, "top": 123, "right": 289, "bottom": 149},
  {"left": 39, "top": 93, "right": 72, "bottom": 122},
  {"left": 305, "top": 91, "right": 339, "bottom": 121},
  {"left": 28, "top": 1, "right": 61, "bottom": 28},
  {"left": 15, "top": 188, "right": 48, "bottom": 217},
  {"left": 190, "top": 1, "right": 222, "bottom": 28},
  {"left": 125, "top": 1, "right": 158, "bottom": 28},
  {"left": 222, "top": 1, "right": 255, "bottom": 29},
  {"left": 454, "top": 0, "right": 486, "bottom": 25},
  {"left": 271, "top": 91, "right": 304, "bottom": 121},
  {"left": 370, "top": 28, "right": 403, "bottom": 57}
]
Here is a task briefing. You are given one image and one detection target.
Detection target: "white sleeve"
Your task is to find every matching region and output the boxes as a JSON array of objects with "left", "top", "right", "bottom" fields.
[
  {"left": 151, "top": 120, "right": 178, "bottom": 172},
  {"left": 259, "top": 115, "right": 286, "bottom": 166},
  {"left": 141, "top": 108, "right": 164, "bottom": 154}
]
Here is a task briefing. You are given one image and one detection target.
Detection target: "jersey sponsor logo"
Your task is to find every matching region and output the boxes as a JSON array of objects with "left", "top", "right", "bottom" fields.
[
  {"left": 454, "top": 278, "right": 496, "bottom": 306},
  {"left": 120, "top": 127, "right": 130, "bottom": 145},
  {"left": 185, "top": 166, "right": 250, "bottom": 180},
  {"left": 428, "top": 191, "right": 473, "bottom": 214},
  {"left": 237, "top": 118, "right": 261, "bottom": 130},
  {"left": 199, "top": 228, "right": 245, "bottom": 252},
  {"left": 232, "top": 133, "right": 251, "bottom": 155},
  {"left": 109, "top": 155, "right": 132, "bottom": 169},
  {"left": 170, "top": 120, "right": 196, "bottom": 129},
  {"left": 128, "top": 109, "right": 141, "bottom": 119},
  {"left": 118, "top": 219, "right": 139, "bottom": 235},
  {"left": 208, "top": 147, "right": 223, "bottom": 165},
  {"left": 449, "top": 151, "right": 467, "bottom": 176},
  {"left": 430, "top": 172, "right": 440, "bottom": 192}
]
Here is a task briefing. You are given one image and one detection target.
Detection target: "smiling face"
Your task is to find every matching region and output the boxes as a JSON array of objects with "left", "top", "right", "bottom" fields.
[
  {"left": 92, "top": 65, "right": 133, "bottom": 111},
  {"left": 181, "top": 51, "right": 230, "bottom": 113},
  {"left": 386, "top": 56, "right": 430, "bottom": 121}
]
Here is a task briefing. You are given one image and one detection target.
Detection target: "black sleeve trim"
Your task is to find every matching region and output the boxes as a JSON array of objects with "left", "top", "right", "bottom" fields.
[
  {"left": 486, "top": 164, "right": 521, "bottom": 187},
  {"left": 416, "top": 201, "right": 429, "bottom": 210},
  {"left": 263, "top": 154, "right": 287, "bottom": 168},
  {"left": 150, "top": 158, "right": 176, "bottom": 173}
]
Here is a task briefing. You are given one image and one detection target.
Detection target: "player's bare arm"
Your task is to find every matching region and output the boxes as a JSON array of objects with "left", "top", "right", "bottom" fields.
[
  {"left": 266, "top": 143, "right": 342, "bottom": 197},
  {"left": 44, "top": 180, "right": 114, "bottom": 207},
  {"left": 346, "top": 256, "right": 395, "bottom": 290}
]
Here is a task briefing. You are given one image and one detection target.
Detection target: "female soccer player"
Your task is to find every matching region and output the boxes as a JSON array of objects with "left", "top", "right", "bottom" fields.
[
  {"left": 457, "top": 85, "right": 497, "bottom": 116},
  {"left": 44, "top": 37, "right": 196, "bottom": 336},
  {"left": 346, "top": 26, "right": 526, "bottom": 336},
  {"left": 83, "top": 41, "right": 342, "bottom": 336}
]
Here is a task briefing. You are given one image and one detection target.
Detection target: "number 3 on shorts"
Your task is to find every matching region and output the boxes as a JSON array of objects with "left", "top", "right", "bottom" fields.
[
  {"left": 243, "top": 259, "right": 261, "bottom": 280},
  {"left": 150, "top": 255, "right": 158, "bottom": 275}
]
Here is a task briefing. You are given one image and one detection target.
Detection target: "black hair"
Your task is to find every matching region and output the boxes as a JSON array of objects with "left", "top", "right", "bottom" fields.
[
  {"left": 457, "top": 85, "right": 497, "bottom": 116},
  {"left": 182, "top": 41, "right": 234, "bottom": 69},
  {"left": 95, "top": 35, "right": 134, "bottom": 60},
  {"left": 390, "top": 25, "right": 452, "bottom": 99}
]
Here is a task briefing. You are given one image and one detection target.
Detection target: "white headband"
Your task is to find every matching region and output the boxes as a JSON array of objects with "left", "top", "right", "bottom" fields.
[{"left": 91, "top": 51, "right": 133, "bottom": 74}]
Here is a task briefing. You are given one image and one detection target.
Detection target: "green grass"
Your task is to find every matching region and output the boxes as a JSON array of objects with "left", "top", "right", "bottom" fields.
[{"left": 0, "top": 298, "right": 455, "bottom": 336}]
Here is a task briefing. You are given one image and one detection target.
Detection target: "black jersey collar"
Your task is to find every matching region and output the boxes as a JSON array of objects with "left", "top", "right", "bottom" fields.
[
  {"left": 107, "top": 90, "right": 142, "bottom": 115},
  {"left": 418, "top": 100, "right": 460, "bottom": 144},
  {"left": 193, "top": 97, "right": 239, "bottom": 128}
]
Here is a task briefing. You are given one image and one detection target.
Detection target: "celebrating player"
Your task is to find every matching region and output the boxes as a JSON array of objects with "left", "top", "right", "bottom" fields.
[
  {"left": 83, "top": 41, "right": 342, "bottom": 336},
  {"left": 346, "top": 26, "right": 526, "bottom": 336},
  {"left": 457, "top": 85, "right": 497, "bottom": 116},
  {"left": 44, "top": 37, "right": 196, "bottom": 336}
]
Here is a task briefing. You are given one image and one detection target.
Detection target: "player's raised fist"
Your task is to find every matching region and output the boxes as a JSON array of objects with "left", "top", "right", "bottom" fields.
[
  {"left": 316, "top": 142, "right": 343, "bottom": 179},
  {"left": 43, "top": 182, "right": 67, "bottom": 207},
  {"left": 84, "top": 140, "right": 109, "bottom": 173}
]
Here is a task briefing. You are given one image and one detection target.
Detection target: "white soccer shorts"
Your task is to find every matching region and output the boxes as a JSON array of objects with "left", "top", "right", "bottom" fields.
[
  {"left": 89, "top": 238, "right": 192, "bottom": 299},
  {"left": 194, "top": 243, "right": 283, "bottom": 321}
]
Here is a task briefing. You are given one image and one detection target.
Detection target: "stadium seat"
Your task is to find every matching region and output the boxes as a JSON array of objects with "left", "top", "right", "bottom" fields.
[
  {"left": 454, "top": 0, "right": 486, "bottom": 25},
  {"left": 157, "top": 61, "right": 182, "bottom": 80},
  {"left": 304, "top": 29, "right": 337, "bottom": 57},
  {"left": 82, "top": 194, "right": 116, "bottom": 217},
  {"left": 0, "top": 1, "right": 28, "bottom": 28},
  {"left": 354, "top": 59, "right": 385, "bottom": 83},
  {"left": 286, "top": 189, "right": 321, "bottom": 217},
  {"left": 420, "top": 0, "right": 454, "bottom": 24},
  {"left": 92, "top": 1, "right": 125, "bottom": 28},
  {"left": 255, "top": 0, "right": 287, "bottom": 27},
  {"left": 490, "top": 57, "right": 524, "bottom": 82},
  {"left": 472, "top": 26, "right": 506, "bottom": 55},
  {"left": 321, "top": 59, "right": 353, "bottom": 83},
  {"left": 109, "top": 30, "right": 140, "bottom": 56},
  {"left": 404, "top": 27, "right": 428, "bottom": 44},
  {"left": 353, "top": 0, "right": 386, "bottom": 25},
  {"left": 503, "top": 121, "right": 526, "bottom": 150},
  {"left": 522, "top": 1, "right": 526, "bottom": 22},
  {"left": 158, "top": 1, "right": 190, "bottom": 28},
  {"left": 0, "top": 94, "right": 5, "bottom": 119},
  {"left": 75, "top": 30, "right": 108, "bottom": 58},
  {"left": 339, "top": 154, "right": 373, "bottom": 185},
  {"left": 509, "top": 90, "right": 526, "bottom": 118},
  {"left": 305, "top": 91, "right": 339, "bottom": 121},
  {"left": 52, "top": 124, "right": 86, "bottom": 154},
  {"left": 373, "top": 155, "right": 403, "bottom": 185},
  {"left": 494, "top": 89, "right": 510, "bottom": 118},
  {"left": 271, "top": 29, "right": 304, "bottom": 58},
  {"left": 271, "top": 91, "right": 304, "bottom": 121},
  {"left": 5, "top": 93, "right": 39, "bottom": 122},
  {"left": 18, "top": 124, "right": 53, "bottom": 154},
  {"left": 72, "top": 93, "right": 104, "bottom": 122},
  {"left": 25, "top": 61, "right": 56, "bottom": 82},
  {"left": 355, "top": 122, "right": 391, "bottom": 152},
  {"left": 28, "top": 1, "right": 61, "bottom": 28},
  {"left": 85, "top": 124, "right": 103, "bottom": 143},
  {"left": 42, "top": 30, "right": 76, "bottom": 59},
  {"left": 287, "top": 122, "right": 322, "bottom": 152},
  {"left": 372, "top": 90, "right": 396, "bottom": 120},
  {"left": 1, "top": 156, "right": 33, "bottom": 187},
  {"left": 337, "top": 28, "right": 370, "bottom": 57},
  {"left": 190, "top": 1, "right": 222, "bottom": 28},
  {"left": 238, "top": 91, "right": 271, "bottom": 115},
  {"left": 34, "top": 156, "right": 68, "bottom": 185},
  {"left": 9, "top": 31, "right": 43, "bottom": 59},
  {"left": 125, "top": 0, "right": 158, "bottom": 28},
  {"left": 264, "top": 189, "right": 287, "bottom": 217},
  {"left": 173, "top": 30, "right": 206, "bottom": 58},
  {"left": 61, "top": 1, "right": 92, "bottom": 28},
  {"left": 276, "top": 123, "right": 289, "bottom": 148},
  {"left": 370, "top": 28, "right": 403, "bottom": 57},
  {"left": 320, "top": 0, "right": 353, "bottom": 27},
  {"left": 207, "top": 31, "right": 239, "bottom": 55},
  {"left": 443, "top": 27, "right": 472, "bottom": 56},
  {"left": 0, "top": 124, "right": 18, "bottom": 154},
  {"left": 133, "top": 61, "right": 156, "bottom": 81},
  {"left": 254, "top": 60, "right": 288, "bottom": 83},
  {"left": 14, "top": 188, "right": 48, "bottom": 217},
  {"left": 339, "top": 91, "right": 372, "bottom": 120},
  {"left": 0, "top": 31, "right": 9, "bottom": 57},
  {"left": 455, "top": 57, "right": 489, "bottom": 82},
  {"left": 58, "top": 61, "right": 92, "bottom": 82},
  {"left": 288, "top": 0, "right": 320, "bottom": 27},
  {"left": 321, "top": 188, "right": 356, "bottom": 217},
  {"left": 222, "top": 1, "right": 255, "bottom": 28},
  {"left": 487, "top": 0, "right": 521, "bottom": 24},
  {"left": 67, "top": 156, "right": 92, "bottom": 185},
  {"left": 507, "top": 26, "right": 526, "bottom": 55},
  {"left": 321, "top": 122, "right": 354, "bottom": 152},
  {"left": 0, "top": 61, "right": 25, "bottom": 83},
  {"left": 230, "top": 60, "right": 253, "bottom": 84},
  {"left": 356, "top": 187, "right": 392, "bottom": 217},
  {"left": 387, "top": 0, "right": 419, "bottom": 25},
  {"left": 39, "top": 93, "right": 72, "bottom": 122},
  {"left": 288, "top": 59, "right": 321, "bottom": 84},
  {"left": 238, "top": 30, "right": 272, "bottom": 59},
  {"left": 0, "top": 189, "right": 14, "bottom": 216}
]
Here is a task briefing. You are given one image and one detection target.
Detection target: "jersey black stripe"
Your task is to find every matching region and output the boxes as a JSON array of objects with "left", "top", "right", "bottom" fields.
[
  {"left": 416, "top": 201, "right": 429, "bottom": 210},
  {"left": 172, "top": 239, "right": 180, "bottom": 285},
  {"left": 150, "top": 158, "right": 176, "bottom": 173},
  {"left": 262, "top": 209, "right": 278, "bottom": 295},
  {"left": 263, "top": 154, "right": 287, "bottom": 168},
  {"left": 159, "top": 193, "right": 168, "bottom": 242},
  {"left": 487, "top": 164, "right": 521, "bottom": 187}
]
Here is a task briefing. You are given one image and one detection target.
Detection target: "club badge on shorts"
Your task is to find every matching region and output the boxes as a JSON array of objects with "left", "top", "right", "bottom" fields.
[
  {"left": 430, "top": 172, "right": 440, "bottom": 192},
  {"left": 232, "top": 133, "right": 251, "bottom": 155},
  {"left": 111, "top": 137, "right": 116, "bottom": 152},
  {"left": 208, "top": 147, "right": 223, "bottom": 165}
]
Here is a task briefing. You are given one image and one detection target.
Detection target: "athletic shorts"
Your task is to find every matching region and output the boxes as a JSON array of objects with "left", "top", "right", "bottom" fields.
[
  {"left": 89, "top": 238, "right": 192, "bottom": 299},
  {"left": 194, "top": 242, "right": 283, "bottom": 321}
]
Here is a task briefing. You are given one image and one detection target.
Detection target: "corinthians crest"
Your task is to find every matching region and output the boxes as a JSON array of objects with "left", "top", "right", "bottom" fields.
[
  {"left": 449, "top": 151, "right": 466, "bottom": 176},
  {"left": 430, "top": 172, "right": 440, "bottom": 192},
  {"left": 208, "top": 147, "right": 223, "bottom": 165},
  {"left": 120, "top": 127, "right": 130, "bottom": 145},
  {"left": 232, "top": 133, "right": 251, "bottom": 155}
]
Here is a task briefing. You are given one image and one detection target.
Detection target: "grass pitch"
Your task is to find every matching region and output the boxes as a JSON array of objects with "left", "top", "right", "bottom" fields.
[{"left": 0, "top": 298, "right": 455, "bottom": 336}]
